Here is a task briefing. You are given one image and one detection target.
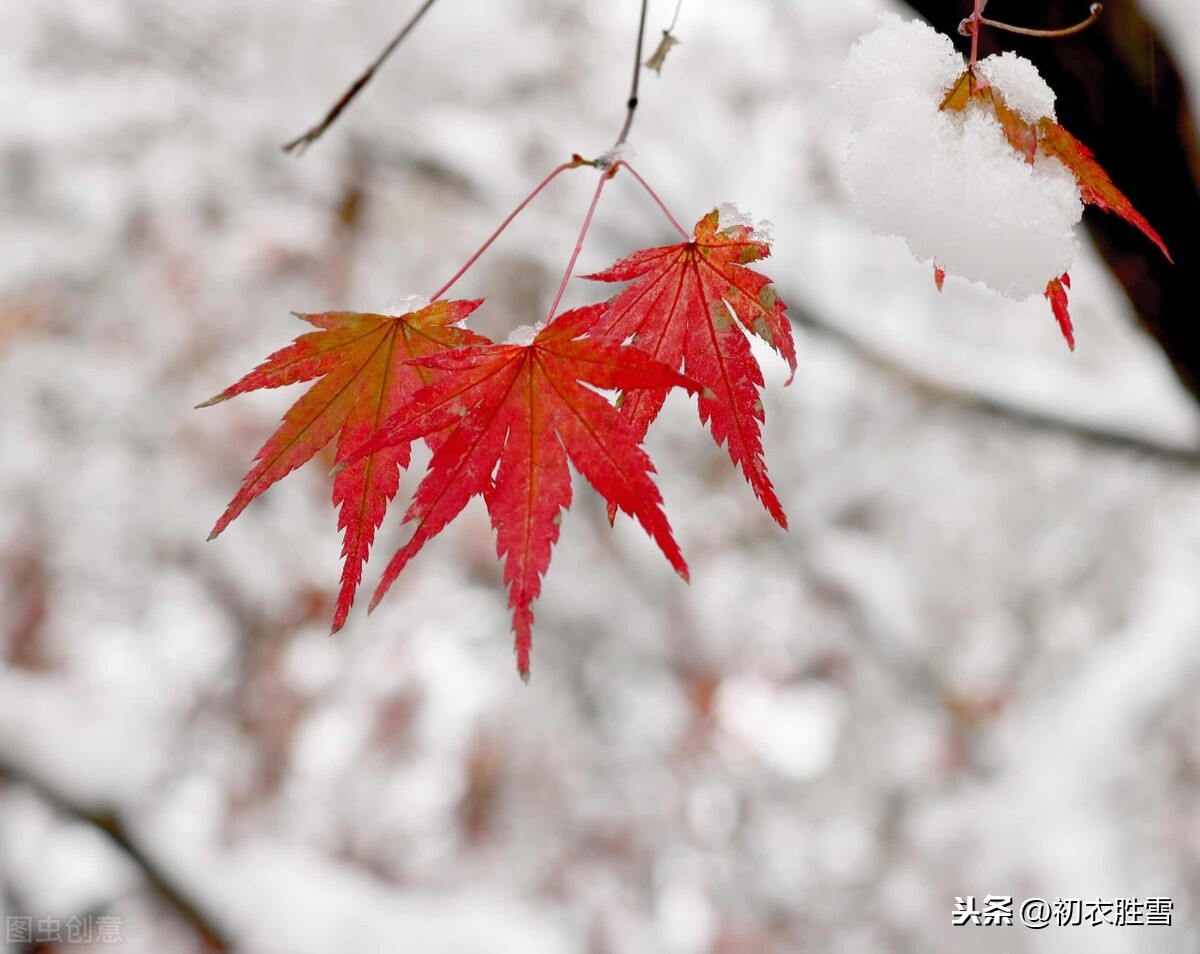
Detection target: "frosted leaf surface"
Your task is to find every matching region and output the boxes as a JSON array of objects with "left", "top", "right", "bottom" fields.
[{"left": 839, "top": 15, "right": 1083, "bottom": 300}]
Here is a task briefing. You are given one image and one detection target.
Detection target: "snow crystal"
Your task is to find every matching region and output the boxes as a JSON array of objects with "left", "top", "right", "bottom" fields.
[
  {"left": 839, "top": 14, "right": 964, "bottom": 125},
  {"left": 382, "top": 294, "right": 430, "bottom": 317},
  {"left": 838, "top": 15, "right": 1082, "bottom": 299},
  {"left": 505, "top": 322, "right": 544, "bottom": 346},
  {"left": 716, "top": 202, "right": 775, "bottom": 245},
  {"left": 977, "top": 51, "right": 1057, "bottom": 123},
  {"left": 595, "top": 142, "right": 635, "bottom": 170}
]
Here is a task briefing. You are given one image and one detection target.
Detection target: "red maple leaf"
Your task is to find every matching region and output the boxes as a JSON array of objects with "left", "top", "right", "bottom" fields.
[
  {"left": 200, "top": 300, "right": 487, "bottom": 632},
  {"left": 584, "top": 209, "right": 795, "bottom": 527},
  {"left": 941, "top": 71, "right": 1170, "bottom": 348},
  {"left": 337, "top": 303, "right": 700, "bottom": 679}
]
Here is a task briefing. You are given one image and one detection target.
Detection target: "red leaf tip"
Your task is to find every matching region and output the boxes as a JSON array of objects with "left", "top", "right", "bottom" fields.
[{"left": 1045, "top": 273, "right": 1075, "bottom": 351}]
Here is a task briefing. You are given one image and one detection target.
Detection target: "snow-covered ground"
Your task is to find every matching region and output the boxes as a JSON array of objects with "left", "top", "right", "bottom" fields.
[{"left": 3, "top": 1, "right": 1200, "bottom": 952}]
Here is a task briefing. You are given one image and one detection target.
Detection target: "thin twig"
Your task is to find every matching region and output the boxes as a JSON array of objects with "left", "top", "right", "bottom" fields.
[
  {"left": 981, "top": 3, "right": 1103, "bottom": 39},
  {"left": 0, "top": 758, "right": 232, "bottom": 951},
  {"left": 667, "top": 0, "right": 685, "bottom": 33},
  {"left": 428, "top": 157, "right": 588, "bottom": 301},
  {"left": 544, "top": 171, "right": 613, "bottom": 323},
  {"left": 282, "top": 0, "right": 441, "bottom": 154},
  {"left": 612, "top": 0, "right": 651, "bottom": 149},
  {"left": 969, "top": 0, "right": 983, "bottom": 68},
  {"left": 614, "top": 160, "right": 689, "bottom": 238}
]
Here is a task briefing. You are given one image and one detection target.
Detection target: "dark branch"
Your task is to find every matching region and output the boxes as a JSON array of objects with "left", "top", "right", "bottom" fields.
[
  {"left": 612, "top": 0, "right": 650, "bottom": 149},
  {"left": 282, "top": 0, "right": 441, "bottom": 154},
  {"left": 0, "top": 758, "right": 232, "bottom": 952},
  {"left": 787, "top": 298, "right": 1200, "bottom": 465}
]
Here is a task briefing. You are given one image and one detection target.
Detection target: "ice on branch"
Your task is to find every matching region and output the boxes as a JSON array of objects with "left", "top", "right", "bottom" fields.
[
  {"left": 838, "top": 15, "right": 1083, "bottom": 300},
  {"left": 595, "top": 143, "right": 634, "bottom": 171}
]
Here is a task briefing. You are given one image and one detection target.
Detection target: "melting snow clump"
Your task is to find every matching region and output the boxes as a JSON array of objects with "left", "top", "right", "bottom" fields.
[
  {"left": 838, "top": 15, "right": 1083, "bottom": 299},
  {"left": 505, "top": 322, "right": 545, "bottom": 346},
  {"left": 716, "top": 202, "right": 775, "bottom": 245},
  {"left": 382, "top": 294, "right": 430, "bottom": 316}
]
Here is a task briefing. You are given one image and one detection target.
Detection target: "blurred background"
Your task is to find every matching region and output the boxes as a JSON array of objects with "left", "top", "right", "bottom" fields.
[{"left": 3, "top": 0, "right": 1200, "bottom": 951}]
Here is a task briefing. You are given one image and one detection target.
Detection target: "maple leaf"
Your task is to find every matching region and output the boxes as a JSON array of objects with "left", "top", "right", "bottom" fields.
[
  {"left": 583, "top": 209, "right": 795, "bottom": 528},
  {"left": 336, "top": 303, "right": 700, "bottom": 679},
  {"left": 939, "top": 69, "right": 1171, "bottom": 347},
  {"left": 199, "top": 300, "right": 487, "bottom": 632}
]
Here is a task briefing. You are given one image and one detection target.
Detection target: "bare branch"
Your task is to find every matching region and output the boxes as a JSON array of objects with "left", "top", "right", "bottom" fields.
[
  {"left": 0, "top": 758, "right": 232, "bottom": 952},
  {"left": 612, "top": 0, "right": 650, "bottom": 149},
  {"left": 282, "top": 0, "right": 441, "bottom": 155},
  {"left": 787, "top": 297, "right": 1200, "bottom": 465}
]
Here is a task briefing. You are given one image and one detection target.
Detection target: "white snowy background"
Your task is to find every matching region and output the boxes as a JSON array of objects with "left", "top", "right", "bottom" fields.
[{"left": 3, "top": 0, "right": 1200, "bottom": 952}]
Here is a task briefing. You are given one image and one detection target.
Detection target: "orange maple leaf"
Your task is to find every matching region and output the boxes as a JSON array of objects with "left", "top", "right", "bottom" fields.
[{"left": 200, "top": 300, "right": 487, "bottom": 632}]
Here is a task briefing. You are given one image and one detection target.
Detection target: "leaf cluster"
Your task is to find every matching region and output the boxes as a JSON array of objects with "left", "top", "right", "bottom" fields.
[{"left": 203, "top": 209, "right": 794, "bottom": 678}]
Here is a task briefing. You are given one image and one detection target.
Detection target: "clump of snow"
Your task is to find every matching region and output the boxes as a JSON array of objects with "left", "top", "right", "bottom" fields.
[
  {"left": 505, "top": 322, "right": 545, "bottom": 346},
  {"left": 382, "top": 294, "right": 430, "bottom": 317},
  {"left": 838, "top": 15, "right": 1082, "bottom": 299},
  {"left": 840, "top": 15, "right": 964, "bottom": 121},
  {"left": 977, "top": 51, "right": 1058, "bottom": 122},
  {"left": 716, "top": 202, "right": 775, "bottom": 245}
]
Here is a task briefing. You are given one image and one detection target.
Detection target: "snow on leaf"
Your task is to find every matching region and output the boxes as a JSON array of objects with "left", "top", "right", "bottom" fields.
[
  {"left": 935, "top": 64, "right": 1171, "bottom": 343},
  {"left": 336, "top": 303, "right": 701, "bottom": 680},
  {"left": 941, "top": 71, "right": 1171, "bottom": 260},
  {"left": 843, "top": 17, "right": 1170, "bottom": 349},
  {"left": 584, "top": 210, "right": 795, "bottom": 528},
  {"left": 841, "top": 18, "right": 1080, "bottom": 302},
  {"left": 199, "top": 300, "right": 487, "bottom": 633},
  {"left": 976, "top": 84, "right": 1039, "bottom": 164}
]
